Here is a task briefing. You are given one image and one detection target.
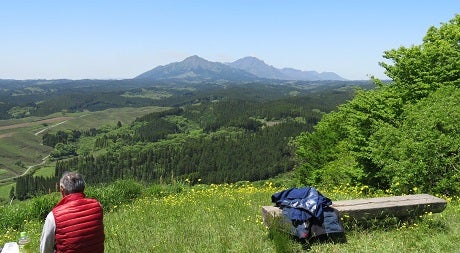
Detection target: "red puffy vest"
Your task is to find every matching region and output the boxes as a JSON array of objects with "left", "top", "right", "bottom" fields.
[{"left": 52, "top": 193, "right": 105, "bottom": 253}]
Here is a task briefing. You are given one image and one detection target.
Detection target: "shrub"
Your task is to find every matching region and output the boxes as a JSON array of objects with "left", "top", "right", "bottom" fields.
[
  {"left": 0, "top": 204, "right": 30, "bottom": 230},
  {"left": 86, "top": 179, "right": 142, "bottom": 212},
  {"left": 29, "top": 194, "right": 60, "bottom": 221},
  {"left": 144, "top": 182, "right": 185, "bottom": 198}
]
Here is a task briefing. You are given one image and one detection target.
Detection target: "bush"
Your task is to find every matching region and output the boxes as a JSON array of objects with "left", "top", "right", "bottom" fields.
[
  {"left": 144, "top": 183, "right": 185, "bottom": 198},
  {"left": 0, "top": 180, "right": 143, "bottom": 232},
  {"left": 86, "top": 179, "right": 143, "bottom": 212},
  {"left": 0, "top": 204, "right": 30, "bottom": 230},
  {"left": 29, "top": 194, "right": 60, "bottom": 221},
  {"left": 0, "top": 194, "right": 60, "bottom": 231}
]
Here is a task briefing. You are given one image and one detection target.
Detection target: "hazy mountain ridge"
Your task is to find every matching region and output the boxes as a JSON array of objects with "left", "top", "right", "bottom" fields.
[
  {"left": 135, "top": 55, "right": 259, "bottom": 82},
  {"left": 136, "top": 55, "right": 346, "bottom": 81},
  {"left": 227, "top": 57, "right": 289, "bottom": 80},
  {"left": 228, "top": 56, "right": 346, "bottom": 81}
]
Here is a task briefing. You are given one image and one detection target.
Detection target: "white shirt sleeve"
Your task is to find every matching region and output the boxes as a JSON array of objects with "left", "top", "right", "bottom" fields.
[{"left": 40, "top": 212, "right": 56, "bottom": 253}]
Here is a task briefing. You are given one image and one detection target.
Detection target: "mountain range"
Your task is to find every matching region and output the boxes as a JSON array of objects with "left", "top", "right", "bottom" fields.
[{"left": 135, "top": 55, "right": 346, "bottom": 82}]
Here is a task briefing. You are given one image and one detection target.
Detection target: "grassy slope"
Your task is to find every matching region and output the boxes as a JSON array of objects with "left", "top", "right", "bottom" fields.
[
  {"left": 0, "top": 106, "right": 167, "bottom": 183},
  {"left": 0, "top": 183, "right": 14, "bottom": 201},
  {"left": 6, "top": 183, "right": 459, "bottom": 253}
]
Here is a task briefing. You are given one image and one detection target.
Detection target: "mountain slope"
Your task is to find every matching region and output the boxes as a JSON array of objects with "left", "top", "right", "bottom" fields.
[
  {"left": 280, "top": 67, "right": 346, "bottom": 81},
  {"left": 135, "top": 55, "right": 347, "bottom": 82},
  {"left": 228, "top": 56, "right": 347, "bottom": 81},
  {"left": 227, "top": 56, "right": 289, "bottom": 80},
  {"left": 135, "top": 55, "right": 258, "bottom": 81}
]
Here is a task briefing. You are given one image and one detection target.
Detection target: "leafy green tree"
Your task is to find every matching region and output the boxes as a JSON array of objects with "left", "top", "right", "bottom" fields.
[
  {"left": 295, "top": 14, "right": 460, "bottom": 195},
  {"left": 369, "top": 86, "right": 460, "bottom": 195},
  {"left": 51, "top": 143, "right": 77, "bottom": 158},
  {"left": 9, "top": 186, "right": 15, "bottom": 200},
  {"left": 380, "top": 14, "right": 460, "bottom": 102},
  {"left": 295, "top": 86, "right": 402, "bottom": 186}
]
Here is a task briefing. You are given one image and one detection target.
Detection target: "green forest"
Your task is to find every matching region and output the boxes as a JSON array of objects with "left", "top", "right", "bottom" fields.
[{"left": 13, "top": 86, "right": 358, "bottom": 199}]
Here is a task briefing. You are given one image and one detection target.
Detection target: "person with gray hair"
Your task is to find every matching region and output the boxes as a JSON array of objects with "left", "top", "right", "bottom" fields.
[
  {"left": 40, "top": 172, "right": 105, "bottom": 253},
  {"left": 59, "top": 172, "right": 86, "bottom": 194}
]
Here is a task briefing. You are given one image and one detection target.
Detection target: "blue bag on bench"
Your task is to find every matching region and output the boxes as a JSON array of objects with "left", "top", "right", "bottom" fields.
[{"left": 272, "top": 187, "right": 346, "bottom": 242}]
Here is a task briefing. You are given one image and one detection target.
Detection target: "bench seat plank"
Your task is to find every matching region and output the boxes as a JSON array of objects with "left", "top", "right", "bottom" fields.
[
  {"left": 331, "top": 194, "right": 447, "bottom": 219},
  {"left": 262, "top": 194, "right": 447, "bottom": 226}
]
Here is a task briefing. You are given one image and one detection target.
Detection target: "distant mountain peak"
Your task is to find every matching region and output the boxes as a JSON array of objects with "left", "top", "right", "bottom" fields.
[
  {"left": 236, "top": 56, "right": 265, "bottom": 63},
  {"left": 178, "top": 55, "right": 218, "bottom": 70},
  {"left": 135, "top": 55, "right": 257, "bottom": 81},
  {"left": 230, "top": 56, "right": 267, "bottom": 66},
  {"left": 186, "top": 54, "right": 202, "bottom": 59},
  {"left": 182, "top": 55, "right": 208, "bottom": 63},
  {"left": 135, "top": 55, "right": 346, "bottom": 81},
  {"left": 228, "top": 56, "right": 288, "bottom": 80}
]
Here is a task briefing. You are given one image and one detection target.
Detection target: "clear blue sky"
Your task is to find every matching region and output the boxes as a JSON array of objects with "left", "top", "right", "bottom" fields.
[{"left": 1, "top": 1, "right": 458, "bottom": 80}]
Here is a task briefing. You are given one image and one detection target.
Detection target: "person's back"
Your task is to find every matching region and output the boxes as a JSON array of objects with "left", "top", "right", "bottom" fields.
[
  {"left": 40, "top": 172, "right": 105, "bottom": 253},
  {"left": 53, "top": 192, "right": 104, "bottom": 253}
]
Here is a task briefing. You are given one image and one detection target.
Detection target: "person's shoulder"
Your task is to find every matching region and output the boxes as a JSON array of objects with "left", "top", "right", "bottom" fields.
[
  {"left": 46, "top": 211, "right": 55, "bottom": 220},
  {"left": 85, "top": 197, "right": 103, "bottom": 208}
]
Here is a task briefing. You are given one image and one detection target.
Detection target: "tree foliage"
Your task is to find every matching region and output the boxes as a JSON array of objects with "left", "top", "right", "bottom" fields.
[
  {"left": 380, "top": 14, "right": 460, "bottom": 101},
  {"left": 369, "top": 86, "right": 460, "bottom": 195},
  {"left": 295, "top": 14, "right": 460, "bottom": 196}
]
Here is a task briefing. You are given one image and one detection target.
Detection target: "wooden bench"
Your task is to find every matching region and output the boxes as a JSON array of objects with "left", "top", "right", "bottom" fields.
[{"left": 262, "top": 194, "right": 447, "bottom": 227}]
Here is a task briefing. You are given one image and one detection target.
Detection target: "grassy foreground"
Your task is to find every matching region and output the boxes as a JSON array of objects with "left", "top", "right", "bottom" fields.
[{"left": 1, "top": 182, "right": 459, "bottom": 252}]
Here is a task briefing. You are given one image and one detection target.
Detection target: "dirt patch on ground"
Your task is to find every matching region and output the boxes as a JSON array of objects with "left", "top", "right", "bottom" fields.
[
  {"left": 0, "top": 133, "right": 14, "bottom": 139},
  {"left": 265, "top": 121, "right": 281, "bottom": 127},
  {"left": 0, "top": 117, "right": 73, "bottom": 131}
]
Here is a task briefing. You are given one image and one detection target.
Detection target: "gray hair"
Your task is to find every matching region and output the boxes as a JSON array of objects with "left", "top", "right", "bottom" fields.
[{"left": 59, "top": 172, "right": 86, "bottom": 194}]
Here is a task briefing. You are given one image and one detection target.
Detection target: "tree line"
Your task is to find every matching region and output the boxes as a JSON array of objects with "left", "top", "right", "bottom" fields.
[{"left": 53, "top": 120, "right": 308, "bottom": 186}]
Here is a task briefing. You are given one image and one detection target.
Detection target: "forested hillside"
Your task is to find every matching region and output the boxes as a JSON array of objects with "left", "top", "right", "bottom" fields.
[
  {"left": 13, "top": 82, "right": 366, "bottom": 199},
  {"left": 0, "top": 77, "right": 371, "bottom": 119}
]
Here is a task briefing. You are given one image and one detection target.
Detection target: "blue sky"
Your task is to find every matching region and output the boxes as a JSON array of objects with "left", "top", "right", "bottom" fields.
[{"left": 1, "top": 1, "right": 459, "bottom": 80}]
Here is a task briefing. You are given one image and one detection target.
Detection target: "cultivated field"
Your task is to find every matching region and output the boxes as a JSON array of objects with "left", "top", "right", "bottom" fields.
[{"left": 0, "top": 106, "right": 167, "bottom": 184}]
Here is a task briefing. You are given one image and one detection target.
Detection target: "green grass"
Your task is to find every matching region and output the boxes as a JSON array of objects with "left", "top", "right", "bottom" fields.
[
  {"left": 0, "top": 106, "right": 168, "bottom": 183},
  {"left": 103, "top": 183, "right": 276, "bottom": 252},
  {"left": 2, "top": 182, "right": 458, "bottom": 253},
  {"left": 0, "top": 182, "right": 14, "bottom": 202},
  {"left": 122, "top": 89, "right": 172, "bottom": 100},
  {"left": 48, "top": 106, "right": 168, "bottom": 132},
  {"left": 33, "top": 166, "right": 55, "bottom": 178},
  {"left": 0, "top": 131, "right": 50, "bottom": 180},
  {"left": 0, "top": 169, "right": 8, "bottom": 176}
]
